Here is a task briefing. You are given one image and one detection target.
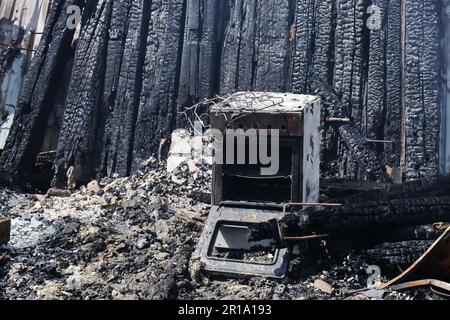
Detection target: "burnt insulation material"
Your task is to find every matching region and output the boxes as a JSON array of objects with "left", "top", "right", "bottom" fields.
[{"left": 0, "top": 0, "right": 445, "bottom": 186}]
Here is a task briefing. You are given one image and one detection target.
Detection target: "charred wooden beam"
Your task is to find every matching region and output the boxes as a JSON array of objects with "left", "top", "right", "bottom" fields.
[
  {"left": 291, "top": 0, "right": 334, "bottom": 94},
  {"left": 310, "top": 75, "right": 387, "bottom": 181},
  {"left": 381, "top": 224, "right": 446, "bottom": 246},
  {"left": 97, "top": 0, "right": 133, "bottom": 178},
  {"left": 320, "top": 179, "right": 391, "bottom": 198},
  {"left": 220, "top": 0, "right": 293, "bottom": 95},
  {"left": 367, "top": 240, "right": 434, "bottom": 268},
  {"left": 253, "top": 0, "right": 292, "bottom": 92},
  {"left": 332, "top": 0, "right": 368, "bottom": 179},
  {"left": 403, "top": 0, "right": 441, "bottom": 180},
  {"left": 249, "top": 175, "right": 450, "bottom": 245},
  {"left": 178, "top": 0, "right": 225, "bottom": 105},
  {"left": 291, "top": 0, "right": 315, "bottom": 94},
  {"left": 366, "top": 0, "right": 387, "bottom": 141},
  {"left": 52, "top": 0, "right": 112, "bottom": 187},
  {"left": 99, "top": 0, "right": 151, "bottom": 178},
  {"left": 132, "top": 0, "right": 186, "bottom": 172},
  {"left": 0, "top": 0, "right": 82, "bottom": 184},
  {"left": 310, "top": 0, "right": 335, "bottom": 83},
  {"left": 383, "top": 0, "right": 402, "bottom": 169},
  {"left": 220, "top": 0, "right": 257, "bottom": 94}
]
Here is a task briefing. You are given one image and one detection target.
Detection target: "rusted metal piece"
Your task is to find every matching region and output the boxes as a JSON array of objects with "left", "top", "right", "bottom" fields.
[
  {"left": 0, "top": 217, "right": 11, "bottom": 245},
  {"left": 381, "top": 226, "right": 450, "bottom": 293},
  {"left": 389, "top": 279, "right": 450, "bottom": 292}
]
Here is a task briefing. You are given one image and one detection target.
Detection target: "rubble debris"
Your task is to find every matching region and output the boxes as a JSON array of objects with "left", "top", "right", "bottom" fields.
[
  {"left": 46, "top": 188, "right": 71, "bottom": 198},
  {"left": 1, "top": 158, "right": 446, "bottom": 300},
  {"left": 0, "top": 1, "right": 446, "bottom": 302},
  {"left": 0, "top": 159, "right": 212, "bottom": 300}
]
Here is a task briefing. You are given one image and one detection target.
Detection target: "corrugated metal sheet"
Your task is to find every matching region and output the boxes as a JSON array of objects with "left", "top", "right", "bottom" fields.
[{"left": 0, "top": 0, "right": 50, "bottom": 149}]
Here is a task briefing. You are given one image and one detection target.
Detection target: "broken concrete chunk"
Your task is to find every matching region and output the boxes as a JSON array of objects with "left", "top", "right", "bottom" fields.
[
  {"left": 167, "top": 130, "right": 192, "bottom": 173},
  {"left": 314, "top": 279, "right": 334, "bottom": 294},
  {"left": 155, "top": 252, "right": 170, "bottom": 261},
  {"left": 87, "top": 180, "right": 101, "bottom": 193}
]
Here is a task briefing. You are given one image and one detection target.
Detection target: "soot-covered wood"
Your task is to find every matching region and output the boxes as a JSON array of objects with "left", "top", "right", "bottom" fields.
[
  {"left": 0, "top": 0, "right": 444, "bottom": 186},
  {"left": 0, "top": 0, "right": 82, "bottom": 183},
  {"left": 249, "top": 175, "right": 450, "bottom": 245},
  {"left": 403, "top": 0, "right": 441, "bottom": 180},
  {"left": 52, "top": 0, "right": 112, "bottom": 187},
  {"left": 132, "top": 0, "right": 186, "bottom": 173}
]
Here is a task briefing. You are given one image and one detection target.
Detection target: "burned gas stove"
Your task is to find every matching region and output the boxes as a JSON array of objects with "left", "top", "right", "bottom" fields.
[{"left": 195, "top": 92, "right": 321, "bottom": 279}]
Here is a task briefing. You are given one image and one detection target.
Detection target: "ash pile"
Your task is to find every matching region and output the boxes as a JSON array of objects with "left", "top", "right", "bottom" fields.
[
  {"left": 0, "top": 158, "right": 211, "bottom": 300},
  {"left": 0, "top": 157, "right": 447, "bottom": 300}
]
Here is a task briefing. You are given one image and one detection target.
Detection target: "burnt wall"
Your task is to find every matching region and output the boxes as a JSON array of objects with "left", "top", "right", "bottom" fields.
[
  {"left": 0, "top": 0, "right": 445, "bottom": 187},
  {"left": 0, "top": 0, "right": 50, "bottom": 149}
]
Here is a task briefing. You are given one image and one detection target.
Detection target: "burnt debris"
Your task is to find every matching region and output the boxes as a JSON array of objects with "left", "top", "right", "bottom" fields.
[
  {"left": 249, "top": 175, "right": 450, "bottom": 246},
  {"left": 0, "top": 0, "right": 449, "bottom": 301},
  {"left": 0, "top": 0, "right": 446, "bottom": 188}
]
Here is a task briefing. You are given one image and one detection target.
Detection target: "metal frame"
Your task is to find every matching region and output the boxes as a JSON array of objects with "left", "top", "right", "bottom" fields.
[
  {"left": 195, "top": 205, "right": 289, "bottom": 279},
  {"left": 198, "top": 93, "right": 321, "bottom": 279}
]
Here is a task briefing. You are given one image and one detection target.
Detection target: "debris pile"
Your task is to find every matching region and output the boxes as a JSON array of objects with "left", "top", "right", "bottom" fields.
[
  {"left": 0, "top": 159, "right": 210, "bottom": 299},
  {"left": 0, "top": 160, "right": 447, "bottom": 300}
]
